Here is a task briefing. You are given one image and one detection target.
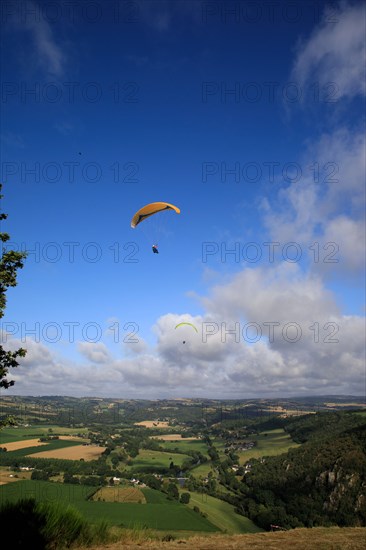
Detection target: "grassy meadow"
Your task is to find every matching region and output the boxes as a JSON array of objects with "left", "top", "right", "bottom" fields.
[
  {"left": 126, "top": 449, "right": 191, "bottom": 472},
  {"left": 83, "top": 527, "right": 366, "bottom": 549},
  {"left": 237, "top": 429, "right": 300, "bottom": 464},
  {"left": 184, "top": 491, "right": 262, "bottom": 534},
  {"left": 0, "top": 480, "right": 218, "bottom": 531},
  {"left": 0, "top": 426, "right": 88, "bottom": 444},
  {"left": 155, "top": 439, "right": 209, "bottom": 456}
]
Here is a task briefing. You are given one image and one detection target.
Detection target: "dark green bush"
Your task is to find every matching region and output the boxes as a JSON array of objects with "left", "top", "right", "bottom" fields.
[{"left": 0, "top": 498, "right": 112, "bottom": 549}]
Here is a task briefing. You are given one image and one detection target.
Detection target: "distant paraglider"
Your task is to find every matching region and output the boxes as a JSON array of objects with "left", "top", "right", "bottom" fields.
[
  {"left": 175, "top": 322, "right": 198, "bottom": 344},
  {"left": 131, "top": 202, "right": 180, "bottom": 254},
  {"left": 175, "top": 322, "right": 198, "bottom": 333}
]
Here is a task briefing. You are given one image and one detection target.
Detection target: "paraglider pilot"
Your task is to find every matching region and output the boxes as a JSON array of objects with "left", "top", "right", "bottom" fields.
[{"left": 152, "top": 244, "right": 159, "bottom": 254}]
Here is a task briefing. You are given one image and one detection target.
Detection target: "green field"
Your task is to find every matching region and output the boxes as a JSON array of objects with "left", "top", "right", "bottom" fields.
[
  {"left": 127, "top": 449, "right": 191, "bottom": 472},
  {"left": 156, "top": 439, "right": 209, "bottom": 456},
  {"left": 212, "top": 439, "right": 227, "bottom": 452},
  {"left": 0, "top": 480, "right": 218, "bottom": 531},
  {"left": 0, "top": 479, "right": 94, "bottom": 505},
  {"left": 0, "top": 426, "right": 88, "bottom": 444},
  {"left": 186, "top": 491, "right": 262, "bottom": 534},
  {"left": 190, "top": 462, "right": 214, "bottom": 478},
  {"left": 141, "top": 487, "right": 174, "bottom": 504},
  {"left": 76, "top": 501, "right": 218, "bottom": 530},
  {"left": 237, "top": 429, "right": 300, "bottom": 464}
]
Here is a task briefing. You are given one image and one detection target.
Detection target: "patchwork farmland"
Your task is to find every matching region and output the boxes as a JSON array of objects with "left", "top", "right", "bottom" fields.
[{"left": 1, "top": 395, "right": 364, "bottom": 548}]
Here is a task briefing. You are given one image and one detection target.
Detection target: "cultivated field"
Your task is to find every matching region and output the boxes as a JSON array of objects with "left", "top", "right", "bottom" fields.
[
  {"left": 210, "top": 429, "right": 299, "bottom": 465},
  {"left": 135, "top": 421, "right": 171, "bottom": 429},
  {"left": 0, "top": 426, "right": 89, "bottom": 444},
  {"left": 151, "top": 434, "right": 198, "bottom": 441},
  {"left": 325, "top": 402, "right": 366, "bottom": 408},
  {"left": 185, "top": 491, "right": 261, "bottom": 534},
  {"left": 126, "top": 449, "right": 190, "bottom": 472},
  {"left": 0, "top": 480, "right": 218, "bottom": 531},
  {"left": 59, "top": 435, "right": 90, "bottom": 442},
  {"left": 266, "top": 407, "right": 316, "bottom": 416},
  {"left": 0, "top": 468, "right": 32, "bottom": 486},
  {"left": 190, "top": 462, "right": 213, "bottom": 478},
  {"left": 158, "top": 439, "right": 209, "bottom": 456},
  {"left": 92, "top": 486, "right": 146, "bottom": 503},
  {"left": 28, "top": 444, "right": 106, "bottom": 461},
  {"left": 0, "top": 438, "right": 49, "bottom": 451},
  {"left": 236, "top": 429, "right": 299, "bottom": 464}
]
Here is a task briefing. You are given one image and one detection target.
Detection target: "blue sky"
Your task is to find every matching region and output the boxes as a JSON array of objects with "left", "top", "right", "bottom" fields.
[{"left": 1, "top": 0, "right": 365, "bottom": 399}]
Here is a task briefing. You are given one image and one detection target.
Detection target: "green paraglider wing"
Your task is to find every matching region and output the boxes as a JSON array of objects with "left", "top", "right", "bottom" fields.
[{"left": 175, "top": 322, "right": 198, "bottom": 333}]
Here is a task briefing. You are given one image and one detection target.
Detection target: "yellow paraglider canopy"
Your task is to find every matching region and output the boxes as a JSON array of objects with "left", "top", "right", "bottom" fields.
[{"left": 131, "top": 202, "right": 180, "bottom": 228}]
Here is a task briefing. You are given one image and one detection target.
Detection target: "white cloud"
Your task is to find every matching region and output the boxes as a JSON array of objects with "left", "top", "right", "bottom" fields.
[
  {"left": 200, "top": 263, "right": 339, "bottom": 323},
  {"left": 322, "top": 216, "right": 366, "bottom": 275},
  {"left": 292, "top": 1, "right": 366, "bottom": 100},
  {"left": 6, "top": 0, "right": 66, "bottom": 77},
  {"left": 263, "top": 128, "right": 366, "bottom": 278},
  {"left": 4, "top": 282, "right": 364, "bottom": 398},
  {"left": 77, "top": 342, "right": 111, "bottom": 364},
  {"left": 29, "top": 22, "right": 65, "bottom": 77},
  {"left": 2, "top": 0, "right": 364, "bottom": 401},
  {"left": 123, "top": 337, "right": 149, "bottom": 356}
]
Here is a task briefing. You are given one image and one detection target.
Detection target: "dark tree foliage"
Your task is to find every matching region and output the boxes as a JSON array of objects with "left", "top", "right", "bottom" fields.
[
  {"left": 180, "top": 492, "right": 190, "bottom": 504},
  {"left": 166, "top": 482, "right": 179, "bottom": 500},
  {"left": 284, "top": 410, "right": 365, "bottom": 443},
  {"left": 0, "top": 184, "right": 27, "bottom": 394},
  {"left": 0, "top": 499, "right": 47, "bottom": 549},
  {"left": 238, "top": 412, "right": 366, "bottom": 530}
]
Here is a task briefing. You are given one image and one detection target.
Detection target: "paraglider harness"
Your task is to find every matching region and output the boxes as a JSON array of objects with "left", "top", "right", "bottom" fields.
[{"left": 152, "top": 244, "right": 159, "bottom": 254}]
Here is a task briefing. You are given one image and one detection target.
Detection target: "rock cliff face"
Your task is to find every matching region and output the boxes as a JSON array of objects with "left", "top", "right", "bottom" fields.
[
  {"left": 312, "top": 454, "right": 366, "bottom": 525},
  {"left": 243, "top": 419, "right": 366, "bottom": 529}
]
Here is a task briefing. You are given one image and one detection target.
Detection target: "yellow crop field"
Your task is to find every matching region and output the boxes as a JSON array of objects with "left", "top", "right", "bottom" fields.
[
  {"left": 1, "top": 439, "right": 48, "bottom": 451},
  {"left": 0, "top": 468, "right": 32, "bottom": 486},
  {"left": 28, "top": 444, "right": 106, "bottom": 461},
  {"left": 135, "top": 421, "right": 171, "bottom": 429}
]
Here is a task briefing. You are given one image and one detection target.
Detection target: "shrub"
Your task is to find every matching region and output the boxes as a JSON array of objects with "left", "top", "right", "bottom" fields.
[
  {"left": 162, "top": 534, "right": 176, "bottom": 541},
  {"left": 0, "top": 498, "right": 47, "bottom": 549},
  {"left": 0, "top": 498, "right": 112, "bottom": 549},
  {"left": 180, "top": 492, "right": 191, "bottom": 504}
]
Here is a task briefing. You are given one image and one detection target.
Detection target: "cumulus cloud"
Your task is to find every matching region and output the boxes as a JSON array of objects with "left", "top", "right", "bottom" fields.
[
  {"left": 77, "top": 342, "right": 111, "bottom": 364},
  {"left": 123, "top": 337, "right": 149, "bottom": 356},
  {"left": 292, "top": 1, "right": 366, "bottom": 100},
  {"left": 279, "top": 5, "right": 366, "bottom": 282},
  {"left": 322, "top": 216, "right": 366, "bottom": 275},
  {"left": 263, "top": 128, "right": 366, "bottom": 279},
  {"left": 4, "top": 285, "right": 364, "bottom": 399},
  {"left": 200, "top": 263, "right": 339, "bottom": 323},
  {"left": 2, "top": 0, "right": 364, "bottom": 400}
]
